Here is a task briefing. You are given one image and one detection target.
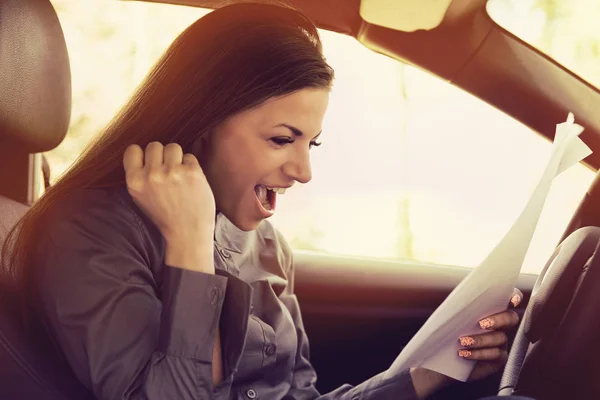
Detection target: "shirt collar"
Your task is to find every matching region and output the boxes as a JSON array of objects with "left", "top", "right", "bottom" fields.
[{"left": 214, "top": 212, "right": 249, "bottom": 254}]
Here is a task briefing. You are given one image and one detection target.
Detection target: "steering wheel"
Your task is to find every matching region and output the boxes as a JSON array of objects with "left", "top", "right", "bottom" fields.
[{"left": 498, "top": 226, "right": 600, "bottom": 399}]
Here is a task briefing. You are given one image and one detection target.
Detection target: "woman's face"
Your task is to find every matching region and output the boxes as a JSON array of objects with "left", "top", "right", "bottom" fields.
[{"left": 202, "top": 88, "right": 329, "bottom": 231}]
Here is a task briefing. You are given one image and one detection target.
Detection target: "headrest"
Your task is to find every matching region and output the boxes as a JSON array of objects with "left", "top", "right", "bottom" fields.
[{"left": 0, "top": 0, "right": 71, "bottom": 153}]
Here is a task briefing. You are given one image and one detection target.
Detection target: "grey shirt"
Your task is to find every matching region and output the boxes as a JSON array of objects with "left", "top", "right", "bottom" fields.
[{"left": 31, "top": 187, "right": 420, "bottom": 400}]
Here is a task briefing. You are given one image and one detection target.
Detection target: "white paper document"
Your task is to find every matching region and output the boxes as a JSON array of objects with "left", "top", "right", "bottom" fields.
[{"left": 384, "top": 113, "right": 592, "bottom": 382}]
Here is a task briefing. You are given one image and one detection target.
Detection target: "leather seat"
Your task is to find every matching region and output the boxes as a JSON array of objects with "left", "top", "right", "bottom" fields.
[
  {"left": 0, "top": 0, "right": 94, "bottom": 398},
  {"left": 0, "top": 197, "right": 27, "bottom": 283}
]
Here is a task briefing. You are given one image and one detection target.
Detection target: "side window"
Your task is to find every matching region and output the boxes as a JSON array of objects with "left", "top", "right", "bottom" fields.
[
  {"left": 270, "top": 31, "right": 595, "bottom": 275},
  {"left": 47, "top": 1, "right": 595, "bottom": 275},
  {"left": 46, "top": 1, "right": 209, "bottom": 178}
]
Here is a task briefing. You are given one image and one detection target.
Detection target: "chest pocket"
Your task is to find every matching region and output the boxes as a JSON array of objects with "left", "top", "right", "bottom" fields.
[{"left": 237, "top": 315, "right": 278, "bottom": 380}]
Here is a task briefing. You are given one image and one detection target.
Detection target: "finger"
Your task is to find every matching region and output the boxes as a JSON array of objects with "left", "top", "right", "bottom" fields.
[
  {"left": 182, "top": 153, "right": 200, "bottom": 168},
  {"left": 510, "top": 288, "right": 524, "bottom": 308},
  {"left": 163, "top": 143, "right": 184, "bottom": 166},
  {"left": 458, "top": 347, "right": 506, "bottom": 361},
  {"left": 123, "top": 144, "right": 143, "bottom": 173},
  {"left": 479, "top": 310, "right": 519, "bottom": 330},
  {"left": 459, "top": 330, "right": 507, "bottom": 349},
  {"left": 144, "top": 142, "right": 164, "bottom": 168}
]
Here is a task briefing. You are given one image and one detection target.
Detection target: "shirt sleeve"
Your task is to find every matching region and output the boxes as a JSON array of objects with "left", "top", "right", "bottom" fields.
[
  {"left": 275, "top": 232, "right": 422, "bottom": 400},
  {"left": 31, "top": 190, "right": 247, "bottom": 400}
]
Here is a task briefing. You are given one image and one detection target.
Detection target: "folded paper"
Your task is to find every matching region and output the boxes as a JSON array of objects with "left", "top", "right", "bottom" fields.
[{"left": 384, "top": 113, "right": 592, "bottom": 382}]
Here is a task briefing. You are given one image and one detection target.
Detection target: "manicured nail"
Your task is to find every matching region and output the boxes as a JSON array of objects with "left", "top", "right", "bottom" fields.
[
  {"left": 511, "top": 294, "right": 521, "bottom": 307},
  {"left": 459, "top": 337, "right": 475, "bottom": 347},
  {"left": 479, "top": 318, "right": 495, "bottom": 329},
  {"left": 458, "top": 350, "right": 472, "bottom": 358}
]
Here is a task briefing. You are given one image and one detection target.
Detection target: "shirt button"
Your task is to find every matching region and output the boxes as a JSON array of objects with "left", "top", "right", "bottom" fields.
[
  {"left": 265, "top": 343, "right": 276, "bottom": 356},
  {"left": 246, "top": 388, "right": 257, "bottom": 399},
  {"left": 219, "top": 248, "right": 231, "bottom": 259}
]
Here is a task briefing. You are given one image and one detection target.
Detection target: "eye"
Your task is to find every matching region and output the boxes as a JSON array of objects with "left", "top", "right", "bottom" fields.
[
  {"left": 270, "top": 137, "right": 294, "bottom": 146},
  {"left": 309, "top": 141, "right": 322, "bottom": 149}
]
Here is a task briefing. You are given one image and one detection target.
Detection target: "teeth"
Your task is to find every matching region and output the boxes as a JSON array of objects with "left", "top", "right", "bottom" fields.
[{"left": 266, "top": 187, "right": 287, "bottom": 195}]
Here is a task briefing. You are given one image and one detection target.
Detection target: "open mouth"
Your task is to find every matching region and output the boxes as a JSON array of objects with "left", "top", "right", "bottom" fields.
[{"left": 254, "top": 184, "right": 286, "bottom": 214}]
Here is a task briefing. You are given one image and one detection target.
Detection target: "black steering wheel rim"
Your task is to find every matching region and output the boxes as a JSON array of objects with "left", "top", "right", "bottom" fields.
[{"left": 498, "top": 226, "right": 600, "bottom": 399}]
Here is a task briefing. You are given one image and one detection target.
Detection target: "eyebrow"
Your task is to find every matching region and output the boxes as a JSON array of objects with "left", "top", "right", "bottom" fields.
[{"left": 275, "top": 123, "right": 322, "bottom": 139}]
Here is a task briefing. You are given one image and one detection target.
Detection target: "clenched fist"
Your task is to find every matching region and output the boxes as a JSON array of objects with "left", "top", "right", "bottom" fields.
[{"left": 124, "top": 142, "right": 216, "bottom": 272}]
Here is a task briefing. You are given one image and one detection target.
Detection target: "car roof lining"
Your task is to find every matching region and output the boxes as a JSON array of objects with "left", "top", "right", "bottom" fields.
[{"left": 123, "top": 0, "right": 600, "bottom": 169}]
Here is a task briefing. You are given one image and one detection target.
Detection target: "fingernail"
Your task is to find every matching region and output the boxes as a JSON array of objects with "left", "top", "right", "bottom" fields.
[
  {"left": 458, "top": 350, "right": 472, "bottom": 358},
  {"left": 511, "top": 294, "right": 521, "bottom": 307},
  {"left": 479, "top": 318, "right": 495, "bottom": 329},
  {"left": 459, "top": 337, "right": 475, "bottom": 347}
]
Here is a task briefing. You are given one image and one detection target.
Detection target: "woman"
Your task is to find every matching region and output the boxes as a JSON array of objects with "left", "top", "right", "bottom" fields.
[{"left": 2, "top": 3, "right": 520, "bottom": 399}]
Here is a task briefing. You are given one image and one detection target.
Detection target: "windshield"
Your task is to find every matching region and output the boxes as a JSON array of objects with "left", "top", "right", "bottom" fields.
[
  {"left": 487, "top": 0, "right": 600, "bottom": 88},
  {"left": 48, "top": 0, "right": 595, "bottom": 274}
]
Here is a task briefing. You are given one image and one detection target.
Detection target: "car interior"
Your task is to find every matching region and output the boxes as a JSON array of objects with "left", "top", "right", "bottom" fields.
[{"left": 2, "top": 0, "right": 600, "bottom": 399}]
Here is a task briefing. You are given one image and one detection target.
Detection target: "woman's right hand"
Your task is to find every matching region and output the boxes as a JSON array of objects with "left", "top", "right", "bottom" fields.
[{"left": 124, "top": 142, "right": 216, "bottom": 272}]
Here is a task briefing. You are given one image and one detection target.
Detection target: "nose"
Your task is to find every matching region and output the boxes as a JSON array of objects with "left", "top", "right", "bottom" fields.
[{"left": 282, "top": 149, "right": 312, "bottom": 184}]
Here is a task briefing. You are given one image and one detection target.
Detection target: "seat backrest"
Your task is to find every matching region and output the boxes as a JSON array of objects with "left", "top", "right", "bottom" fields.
[
  {"left": 0, "top": 0, "right": 94, "bottom": 398},
  {"left": 0, "top": 197, "right": 27, "bottom": 280}
]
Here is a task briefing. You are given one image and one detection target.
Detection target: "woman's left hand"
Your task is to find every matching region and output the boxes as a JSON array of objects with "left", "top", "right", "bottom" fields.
[
  {"left": 459, "top": 288, "right": 523, "bottom": 381},
  {"left": 411, "top": 288, "right": 524, "bottom": 399}
]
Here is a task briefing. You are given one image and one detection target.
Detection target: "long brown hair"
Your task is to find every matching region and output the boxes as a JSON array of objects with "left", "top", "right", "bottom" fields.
[{"left": 1, "top": 2, "right": 334, "bottom": 297}]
